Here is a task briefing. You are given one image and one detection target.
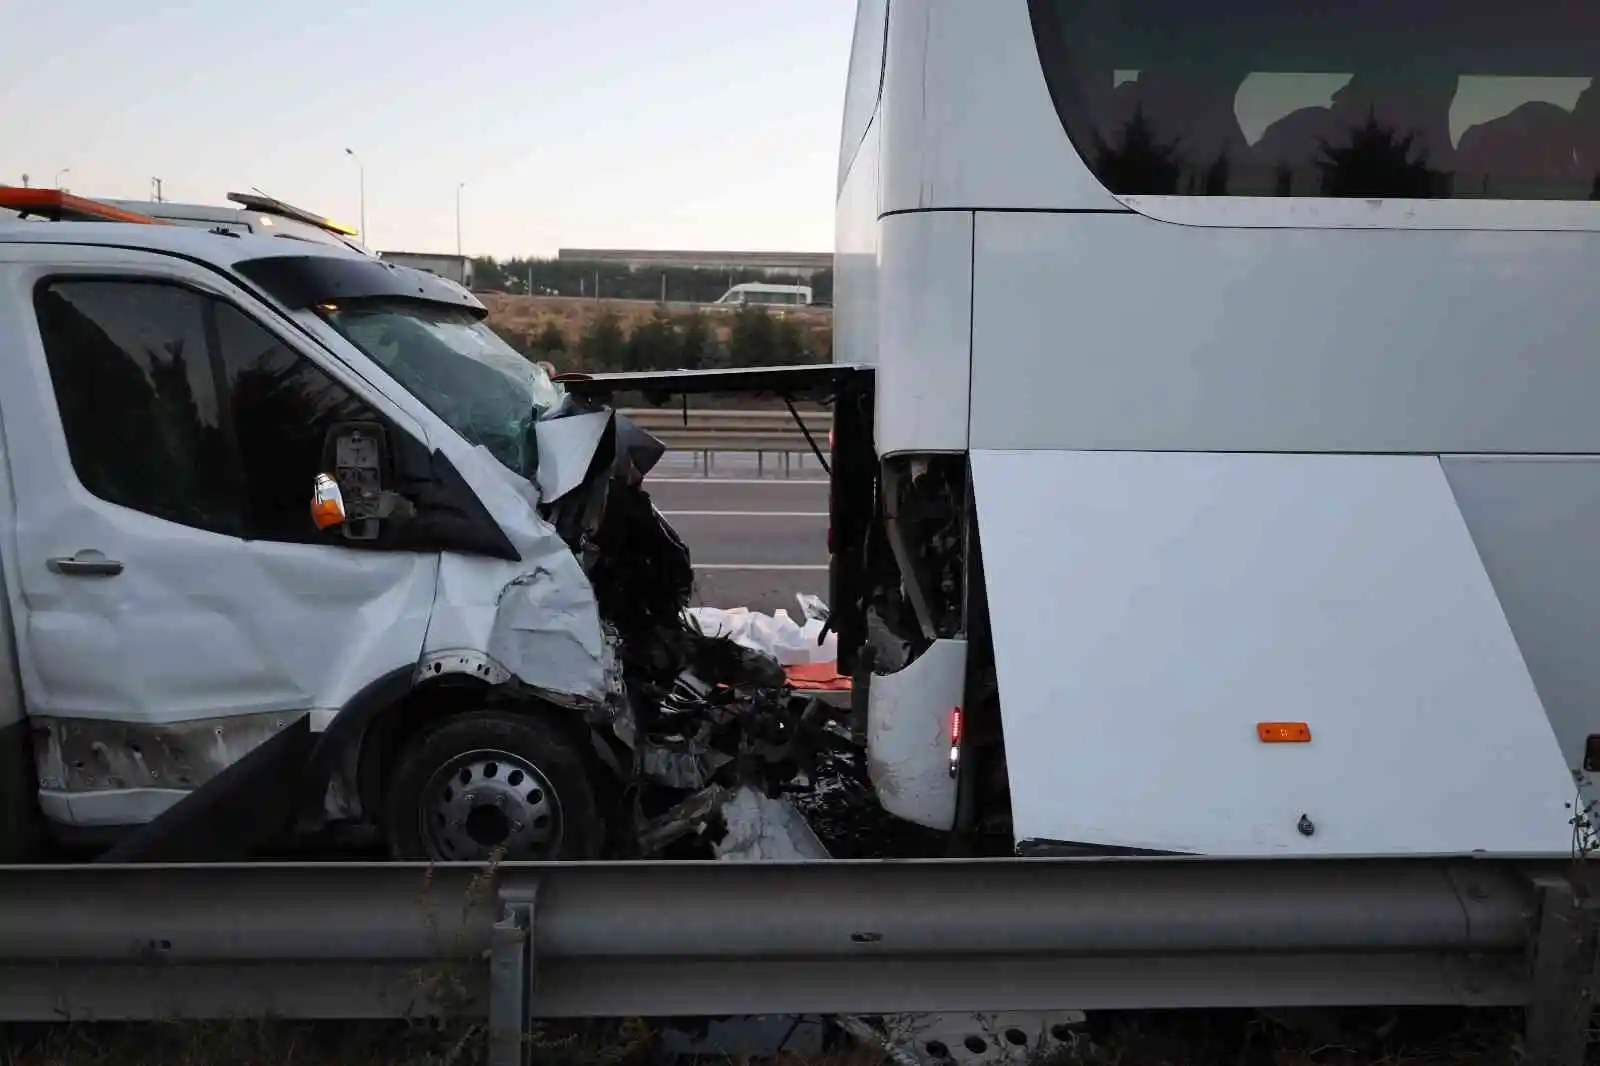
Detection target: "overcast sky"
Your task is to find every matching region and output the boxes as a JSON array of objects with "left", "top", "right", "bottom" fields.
[{"left": 1, "top": 0, "right": 857, "bottom": 259}]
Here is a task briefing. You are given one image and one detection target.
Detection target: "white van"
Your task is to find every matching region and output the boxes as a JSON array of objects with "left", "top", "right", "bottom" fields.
[
  {"left": 0, "top": 219, "right": 817, "bottom": 863},
  {"left": 711, "top": 282, "right": 814, "bottom": 309}
]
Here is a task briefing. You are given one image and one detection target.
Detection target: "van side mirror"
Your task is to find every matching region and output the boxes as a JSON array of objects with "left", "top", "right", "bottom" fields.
[{"left": 316, "top": 421, "right": 414, "bottom": 542}]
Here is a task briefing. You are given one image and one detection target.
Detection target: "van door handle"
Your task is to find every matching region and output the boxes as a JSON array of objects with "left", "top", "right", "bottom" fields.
[{"left": 47, "top": 555, "right": 124, "bottom": 577}]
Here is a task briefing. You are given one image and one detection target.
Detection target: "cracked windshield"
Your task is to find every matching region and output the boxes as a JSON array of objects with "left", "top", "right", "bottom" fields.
[{"left": 322, "top": 300, "right": 560, "bottom": 478}]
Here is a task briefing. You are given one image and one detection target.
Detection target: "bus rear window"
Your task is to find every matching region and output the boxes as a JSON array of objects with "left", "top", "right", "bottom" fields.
[{"left": 1028, "top": 0, "right": 1600, "bottom": 200}]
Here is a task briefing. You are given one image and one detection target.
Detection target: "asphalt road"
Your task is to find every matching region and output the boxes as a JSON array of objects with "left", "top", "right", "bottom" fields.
[{"left": 644, "top": 452, "right": 830, "bottom": 615}]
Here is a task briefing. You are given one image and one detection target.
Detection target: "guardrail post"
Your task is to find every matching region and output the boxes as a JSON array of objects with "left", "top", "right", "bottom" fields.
[
  {"left": 489, "top": 884, "right": 539, "bottom": 1066},
  {"left": 1522, "top": 874, "right": 1598, "bottom": 1066}
]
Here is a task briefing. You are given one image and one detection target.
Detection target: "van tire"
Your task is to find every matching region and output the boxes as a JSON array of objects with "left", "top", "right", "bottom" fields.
[{"left": 382, "top": 708, "right": 604, "bottom": 862}]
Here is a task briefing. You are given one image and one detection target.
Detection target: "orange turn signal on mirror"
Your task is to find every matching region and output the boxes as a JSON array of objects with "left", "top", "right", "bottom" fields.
[
  {"left": 1257, "top": 722, "right": 1311, "bottom": 744},
  {"left": 311, "top": 473, "right": 347, "bottom": 530}
]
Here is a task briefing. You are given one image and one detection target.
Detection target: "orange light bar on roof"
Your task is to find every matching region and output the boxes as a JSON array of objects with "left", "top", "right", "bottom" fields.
[
  {"left": 318, "top": 216, "right": 360, "bottom": 237},
  {"left": 0, "top": 186, "right": 169, "bottom": 225},
  {"left": 227, "top": 191, "right": 359, "bottom": 237}
]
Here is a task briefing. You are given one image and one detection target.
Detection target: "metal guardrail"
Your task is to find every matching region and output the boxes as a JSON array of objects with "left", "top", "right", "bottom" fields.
[
  {"left": 0, "top": 856, "right": 1594, "bottom": 1066},
  {"left": 620, "top": 408, "right": 831, "bottom": 474},
  {"left": 621, "top": 408, "right": 827, "bottom": 442}
]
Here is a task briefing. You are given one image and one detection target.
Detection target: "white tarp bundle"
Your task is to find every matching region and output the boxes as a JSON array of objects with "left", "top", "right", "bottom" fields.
[{"left": 685, "top": 593, "right": 837, "bottom": 666}]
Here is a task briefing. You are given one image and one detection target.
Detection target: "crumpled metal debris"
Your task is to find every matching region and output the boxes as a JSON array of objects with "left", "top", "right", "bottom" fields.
[
  {"left": 534, "top": 412, "right": 854, "bottom": 859},
  {"left": 621, "top": 639, "right": 823, "bottom": 855},
  {"left": 712, "top": 784, "right": 831, "bottom": 861}
]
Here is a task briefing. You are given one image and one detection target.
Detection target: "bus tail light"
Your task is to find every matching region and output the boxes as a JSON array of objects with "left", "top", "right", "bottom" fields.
[{"left": 948, "top": 706, "right": 963, "bottom": 778}]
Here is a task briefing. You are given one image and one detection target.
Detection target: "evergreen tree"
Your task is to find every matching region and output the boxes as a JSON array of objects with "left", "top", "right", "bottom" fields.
[
  {"left": 577, "top": 311, "right": 626, "bottom": 370},
  {"left": 534, "top": 321, "right": 567, "bottom": 355}
]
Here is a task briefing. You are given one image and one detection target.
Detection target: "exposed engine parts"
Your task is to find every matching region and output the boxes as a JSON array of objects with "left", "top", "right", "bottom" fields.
[
  {"left": 557, "top": 411, "right": 849, "bottom": 859},
  {"left": 866, "top": 454, "right": 969, "bottom": 660}
]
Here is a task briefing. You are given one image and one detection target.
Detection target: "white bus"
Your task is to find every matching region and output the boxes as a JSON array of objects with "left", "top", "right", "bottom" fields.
[
  {"left": 711, "top": 282, "right": 814, "bottom": 308},
  {"left": 830, "top": 0, "right": 1600, "bottom": 858}
]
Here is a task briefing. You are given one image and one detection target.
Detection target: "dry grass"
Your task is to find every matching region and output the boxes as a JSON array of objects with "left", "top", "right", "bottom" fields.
[
  {"left": 482, "top": 293, "right": 833, "bottom": 342},
  {"left": 0, "top": 1010, "right": 1534, "bottom": 1066},
  {"left": 480, "top": 293, "right": 834, "bottom": 366}
]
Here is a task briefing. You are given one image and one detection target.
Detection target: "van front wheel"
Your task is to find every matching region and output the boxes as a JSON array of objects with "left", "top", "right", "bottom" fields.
[{"left": 382, "top": 709, "right": 603, "bottom": 862}]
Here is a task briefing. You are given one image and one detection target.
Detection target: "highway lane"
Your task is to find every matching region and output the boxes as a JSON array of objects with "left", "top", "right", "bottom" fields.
[{"left": 644, "top": 470, "right": 831, "bottom": 614}]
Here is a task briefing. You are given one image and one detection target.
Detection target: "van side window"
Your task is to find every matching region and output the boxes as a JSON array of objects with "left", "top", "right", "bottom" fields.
[
  {"left": 34, "top": 280, "right": 244, "bottom": 536},
  {"left": 210, "top": 302, "right": 382, "bottom": 544}
]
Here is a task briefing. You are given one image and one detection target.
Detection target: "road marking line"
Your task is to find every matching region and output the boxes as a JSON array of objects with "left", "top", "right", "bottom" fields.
[
  {"left": 648, "top": 478, "right": 828, "bottom": 486},
  {"left": 694, "top": 563, "right": 830, "bottom": 571},
  {"left": 661, "top": 510, "right": 828, "bottom": 518}
]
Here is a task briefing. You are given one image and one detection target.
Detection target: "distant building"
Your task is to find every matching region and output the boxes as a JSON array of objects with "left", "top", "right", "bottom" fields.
[
  {"left": 377, "top": 251, "right": 474, "bottom": 289},
  {"left": 557, "top": 248, "right": 831, "bottom": 277}
]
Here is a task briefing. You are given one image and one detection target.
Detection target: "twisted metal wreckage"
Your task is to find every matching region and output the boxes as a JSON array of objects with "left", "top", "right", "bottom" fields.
[{"left": 524, "top": 388, "right": 851, "bottom": 864}]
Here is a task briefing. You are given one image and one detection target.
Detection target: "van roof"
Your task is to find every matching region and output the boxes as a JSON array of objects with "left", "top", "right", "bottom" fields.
[
  {"left": 0, "top": 220, "right": 486, "bottom": 318},
  {"left": 0, "top": 217, "right": 370, "bottom": 268},
  {"left": 0, "top": 186, "right": 365, "bottom": 248}
]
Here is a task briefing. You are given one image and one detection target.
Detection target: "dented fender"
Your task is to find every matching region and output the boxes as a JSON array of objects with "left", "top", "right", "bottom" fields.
[
  {"left": 488, "top": 567, "right": 615, "bottom": 707},
  {"left": 409, "top": 403, "right": 673, "bottom": 729},
  {"left": 410, "top": 434, "right": 615, "bottom": 706}
]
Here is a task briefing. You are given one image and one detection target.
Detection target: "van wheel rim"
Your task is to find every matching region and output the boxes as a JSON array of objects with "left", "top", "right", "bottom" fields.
[{"left": 418, "top": 748, "right": 563, "bottom": 861}]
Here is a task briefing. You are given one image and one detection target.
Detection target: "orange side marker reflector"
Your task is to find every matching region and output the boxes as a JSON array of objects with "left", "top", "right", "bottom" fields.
[{"left": 1258, "top": 722, "right": 1311, "bottom": 743}]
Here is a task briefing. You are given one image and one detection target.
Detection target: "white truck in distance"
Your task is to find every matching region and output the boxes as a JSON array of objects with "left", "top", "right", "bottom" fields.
[{"left": 710, "top": 283, "right": 815, "bottom": 309}]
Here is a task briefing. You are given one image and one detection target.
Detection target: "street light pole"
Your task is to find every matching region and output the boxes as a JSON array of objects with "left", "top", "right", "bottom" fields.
[
  {"left": 455, "top": 182, "right": 466, "bottom": 257},
  {"left": 344, "top": 148, "right": 366, "bottom": 242},
  {"left": 54, "top": 168, "right": 70, "bottom": 190}
]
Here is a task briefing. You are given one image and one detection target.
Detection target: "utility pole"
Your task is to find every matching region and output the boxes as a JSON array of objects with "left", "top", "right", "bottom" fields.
[
  {"left": 344, "top": 149, "right": 365, "bottom": 242},
  {"left": 455, "top": 182, "right": 465, "bottom": 257},
  {"left": 19, "top": 174, "right": 27, "bottom": 188}
]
